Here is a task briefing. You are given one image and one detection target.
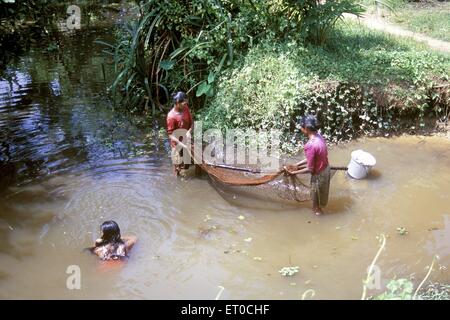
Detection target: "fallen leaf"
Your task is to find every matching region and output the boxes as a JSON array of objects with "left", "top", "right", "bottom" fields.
[
  {"left": 244, "top": 237, "right": 252, "bottom": 242},
  {"left": 253, "top": 257, "right": 262, "bottom": 261}
]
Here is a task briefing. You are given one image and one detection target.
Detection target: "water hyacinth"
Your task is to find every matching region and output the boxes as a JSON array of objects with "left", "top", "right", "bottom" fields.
[{"left": 279, "top": 266, "right": 300, "bottom": 277}]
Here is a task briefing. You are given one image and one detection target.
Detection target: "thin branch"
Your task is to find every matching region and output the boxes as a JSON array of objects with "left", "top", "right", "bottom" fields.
[
  {"left": 215, "top": 286, "right": 225, "bottom": 300},
  {"left": 361, "top": 234, "right": 386, "bottom": 300},
  {"left": 413, "top": 256, "right": 437, "bottom": 300}
]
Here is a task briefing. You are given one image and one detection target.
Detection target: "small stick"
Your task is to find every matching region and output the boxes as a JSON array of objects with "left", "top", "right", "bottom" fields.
[
  {"left": 215, "top": 286, "right": 225, "bottom": 300},
  {"left": 361, "top": 234, "right": 386, "bottom": 300},
  {"left": 330, "top": 166, "right": 348, "bottom": 171},
  {"left": 301, "top": 289, "right": 316, "bottom": 300},
  {"left": 413, "top": 256, "right": 437, "bottom": 300}
]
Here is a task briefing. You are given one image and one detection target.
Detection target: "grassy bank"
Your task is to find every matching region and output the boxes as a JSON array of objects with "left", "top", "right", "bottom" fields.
[
  {"left": 105, "top": 1, "right": 450, "bottom": 153},
  {"left": 199, "top": 20, "right": 450, "bottom": 153},
  {"left": 385, "top": 1, "right": 450, "bottom": 42}
]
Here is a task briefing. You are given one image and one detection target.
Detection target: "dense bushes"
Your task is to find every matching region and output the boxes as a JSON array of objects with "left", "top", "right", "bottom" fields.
[
  {"left": 106, "top": 0, "right": 450, "bottom": 151},
  {"left": 106, "top": 0, "right": 365, "bottom": 113},
  {"left": 200, "top": 22, "right": 450, "bottom": 153}
]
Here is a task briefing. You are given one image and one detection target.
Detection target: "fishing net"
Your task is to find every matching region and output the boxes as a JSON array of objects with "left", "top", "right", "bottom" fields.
[
  {"left": 184, "top": 145, "right": 345, "bottom": 203},
  {"left": 204, "top": 164, "right": 342, "bottom": 202}
]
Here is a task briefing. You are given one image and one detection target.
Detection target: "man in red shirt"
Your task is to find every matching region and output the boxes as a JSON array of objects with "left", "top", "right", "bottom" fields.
[
  {"left": 166, "top": 91, "right": 193, "bottom": 176},
  {"left": 285, "top": 115, "right": 330, "bottom": 216}
]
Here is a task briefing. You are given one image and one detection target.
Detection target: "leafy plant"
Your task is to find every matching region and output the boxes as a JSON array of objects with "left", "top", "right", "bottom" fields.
[
  {"left": 198, "top": 19, "right": 449, "bottom": 152},
  {"left": 374, "top": 278, "right": 414, "bottom": 300},
  {"left": 279, "top": 266, "right": 300, "bottom": 276},
  {"left": 103, "top": 0, "right": 248, "bottom": 114},
  {"left": 396, "top": 227, "right": 408, "bottom": 235},
  {"left": 106, "top": 0, "right": 374, "bottom": 114},
  {"left": 418, "top": 282, "right": 450, "bottom": 300}
]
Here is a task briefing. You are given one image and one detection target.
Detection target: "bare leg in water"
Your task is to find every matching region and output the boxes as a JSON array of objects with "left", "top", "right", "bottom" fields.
[
  {"left": 311, "top": 179, "right": 323, "bottom": 216},
  {"left": 313, "top": 206, "right": 323, "bottom": 216}
]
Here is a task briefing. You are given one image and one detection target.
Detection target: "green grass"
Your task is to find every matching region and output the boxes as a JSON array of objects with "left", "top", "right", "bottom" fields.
[
  {"left": 297, "top": 20, "right": 450, "bottom": 84},
  {"left": 387, "top": 1, "right": 450, "bottom": 42}
]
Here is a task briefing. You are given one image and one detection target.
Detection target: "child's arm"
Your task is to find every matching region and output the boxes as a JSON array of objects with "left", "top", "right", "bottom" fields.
[
  {"left": 295, "top": 158, "right": 307, "bottom": 167},
  {"left": 287, "top": 167, "right": 311, "bottom": 175},
  {"left": 122, "top": 235, "right": 138, "bottom": 252}
]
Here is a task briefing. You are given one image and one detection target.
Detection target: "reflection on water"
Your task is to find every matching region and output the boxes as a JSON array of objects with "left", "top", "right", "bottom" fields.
[
  {"left": 0, "top": 28, "right": 165, "bottom": 188},
  {"left": 1, "top": 29, "right": 449, "bottom": 299}
]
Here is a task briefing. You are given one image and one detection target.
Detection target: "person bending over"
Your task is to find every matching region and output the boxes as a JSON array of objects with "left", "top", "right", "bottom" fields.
[{"left": 285, "top": 115, "right": 330, "bottom": 216}]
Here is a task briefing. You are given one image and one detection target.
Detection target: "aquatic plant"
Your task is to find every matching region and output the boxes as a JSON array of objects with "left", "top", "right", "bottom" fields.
[
  {"left": 279, "top": 266, "right": 300, "bottom": 277},
  {"left": 363, "top": 237, "right": 444, "bottom": 300},
  {"left": 417, "top": 282, "right": 450, "bottom": 300},
  {"left": 374, "top": 278, "right": 414, "bottom": 300}
]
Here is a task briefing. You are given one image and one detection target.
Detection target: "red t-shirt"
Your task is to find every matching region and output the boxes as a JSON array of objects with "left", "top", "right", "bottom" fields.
[
  {"left": 304, "top": 134, "right": 329, "bottom": 175},
  {"left": 166, "top": 106, "right": 193, "bottom": 148}
]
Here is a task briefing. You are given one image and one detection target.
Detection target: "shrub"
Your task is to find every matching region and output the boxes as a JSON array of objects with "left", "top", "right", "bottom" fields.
[
  {"left": 106, "top": 0, "right": 368, "bottom": 114},
  {"left": 198, "top": 22, "right": 450, "bottom": 152}
]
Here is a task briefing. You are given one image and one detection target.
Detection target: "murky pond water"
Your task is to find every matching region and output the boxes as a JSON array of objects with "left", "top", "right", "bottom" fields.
[{"left": 1, "top": 29, "right": 449, "bottom": 300}]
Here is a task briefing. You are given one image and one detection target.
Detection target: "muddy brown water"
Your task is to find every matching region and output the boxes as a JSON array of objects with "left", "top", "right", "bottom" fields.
[{"left": 0, "top": 30, "right": 449, "bottom": 300}]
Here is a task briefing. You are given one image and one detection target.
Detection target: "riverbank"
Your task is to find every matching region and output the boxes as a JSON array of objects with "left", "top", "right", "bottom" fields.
[
  {"left": 199, "top": 20, "right": 449, "bottom": 154},
  {"left": 98, "top": 2, "right": 449, "bottom": 155}
]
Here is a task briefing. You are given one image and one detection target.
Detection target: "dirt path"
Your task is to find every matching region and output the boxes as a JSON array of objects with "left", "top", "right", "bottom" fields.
[{"left": 344, "top": 13, "right": 450, "bottom": 53}]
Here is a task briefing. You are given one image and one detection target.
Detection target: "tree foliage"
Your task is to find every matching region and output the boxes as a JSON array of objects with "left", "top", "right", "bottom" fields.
[{"left": 106, "top": 0, "right": 366, "bottom": 113}]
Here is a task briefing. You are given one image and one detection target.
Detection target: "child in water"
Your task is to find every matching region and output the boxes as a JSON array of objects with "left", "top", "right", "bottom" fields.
[{"left": 90, "top": 220, "right": 137, "bottom": 261}]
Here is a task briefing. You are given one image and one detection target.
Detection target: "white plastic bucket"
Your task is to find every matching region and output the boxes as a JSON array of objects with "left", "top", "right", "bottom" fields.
[{"left": 347, "top": 150, "right": 376, "bottom": 179}]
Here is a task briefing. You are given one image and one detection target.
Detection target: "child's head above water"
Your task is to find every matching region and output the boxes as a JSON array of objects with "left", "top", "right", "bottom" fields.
[
  {"left": 97, "top": 220, "right": 123, "bottom": 246},
  {"left": 89, "top": 220, "right": 137, "bottom": 262}
]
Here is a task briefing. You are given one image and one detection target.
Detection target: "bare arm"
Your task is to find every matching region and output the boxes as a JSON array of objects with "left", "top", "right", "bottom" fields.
[
  {"left": 184, "top": 108, "right": 193, "bottom": 139},
  {"left": 295, "top": 158, "right": 307, "bottom": 166},
  {"left": 168, "top": 134, "right": 188, "bottom": 149},
  {"left": 122, "top": 235, "right": 137, "bottom": 252},
  {"left": 186, "top": 128, "right": 192, "bottom": 140},
  {"left": 289, "top": 167, "right": 311, "bottom": 175}
]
